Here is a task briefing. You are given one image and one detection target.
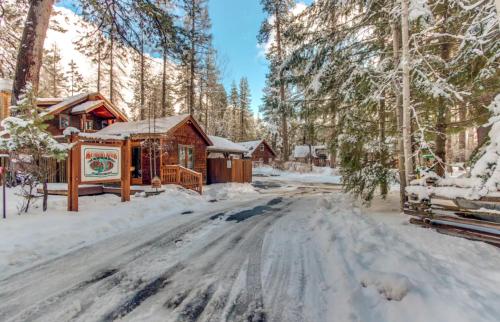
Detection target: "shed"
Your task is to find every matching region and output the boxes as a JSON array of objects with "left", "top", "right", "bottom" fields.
[
  {"left": 238, "top": 139, "right": 277, "bottom": 165},
  {"left": 206, "top": 136, "right": 252, "bottom": 184}
]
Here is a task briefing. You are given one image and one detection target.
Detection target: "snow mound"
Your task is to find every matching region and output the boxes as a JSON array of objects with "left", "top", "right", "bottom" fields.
[
  {"left": 360, "top": 272, "right": 412, "bottom": 301},
  {"left": 204, "top": 183, "right": 258, "bottom": 201}
]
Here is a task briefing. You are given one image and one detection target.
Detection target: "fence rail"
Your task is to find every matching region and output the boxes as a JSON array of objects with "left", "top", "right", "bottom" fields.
[{"left": 161, "top": 165, "right": 203, "bottom": 194}]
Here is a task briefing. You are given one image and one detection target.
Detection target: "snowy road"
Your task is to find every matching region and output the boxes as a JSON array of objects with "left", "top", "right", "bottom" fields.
[
  {"left": 1, "top": 181, "right": 499, "bottom": 322},
  {"left": 0, "top": 185, "right": 337, "bottom": 322}
]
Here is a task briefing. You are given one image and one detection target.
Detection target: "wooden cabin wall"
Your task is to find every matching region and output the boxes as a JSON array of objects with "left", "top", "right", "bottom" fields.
[
  {"left": 164, "top": 122, "right": 208, "bottom": 181},
  {"left": 140, "top": 140, "right": 162, "bottom": 185},
  {"left": 250, "top": 143, "right": 275, "bottom": 164},
  {"left": 46, "top": 112, "right": 115, "bottom": 136}
]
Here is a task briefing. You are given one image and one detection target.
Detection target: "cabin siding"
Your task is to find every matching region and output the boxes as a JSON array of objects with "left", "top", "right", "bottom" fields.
[
  {"left": 165, "top": 122, "right": 208, "bottom": 181},
  {"left": 250, "top": 143, "right": 275, "bottom": 164}
]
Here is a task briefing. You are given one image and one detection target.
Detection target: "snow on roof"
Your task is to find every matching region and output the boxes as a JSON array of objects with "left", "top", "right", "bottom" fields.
[
  {"left": 0, "top": 79, "right": 12, "bottom": 92},
  {"left": 71, "top": 100, "right": 104, "bottom": 114},
  {"left": 207, "top": 136, "right": 247, "bottom": 153},
  {"left": 238, "top": 140, "right": 263, "bottom": 157},
  {"left": 40, "top": 93, "right": 89, "bottom": 116},
  {"left": 293, "top": 145, "right": 311, "bottom": 158},
  {"left": 293, "top": 145, "right": 329, "bottom": 159},
  {"left": 36, "top": 97, "right": 65, "bottom": 104},
  {"left": 97, "top": 114, "right": 190, "bottom": 137}
]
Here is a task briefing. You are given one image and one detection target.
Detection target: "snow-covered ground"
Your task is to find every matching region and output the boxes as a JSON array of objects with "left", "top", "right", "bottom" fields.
[
  {"left": 0, "top": 183, "right": 258, "bottom": 280},
  {"left": 0, "top": 177, "right": 499, "bottom": 321},
  {"left": 254, "top": 165, "right": 342, "bottom": 184}
]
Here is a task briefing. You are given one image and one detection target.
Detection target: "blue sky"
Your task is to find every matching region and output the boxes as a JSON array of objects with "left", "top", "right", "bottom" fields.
[
  {"left": 208, "top": 0, "right": 268, "bottom": 115},
  {"left": 58, "top": 0, "right": 311, "bottom": 115}
]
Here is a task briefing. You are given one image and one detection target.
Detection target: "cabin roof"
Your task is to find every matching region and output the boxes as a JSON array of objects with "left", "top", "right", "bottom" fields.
[
  {"left": 238, "top": 139, "right": 277, "bottom": 157},
  {"left": 97, "top": 114, "right": 213, "bottom": 145},
  {"left": 293, "top": 145, "right": 329, "bottom": 158},
  {"left": 37, "top": 93, "right": 128, "bottom": 122},
  {"left": 208, "top": 136, "right": 247, "bottom": 154}
]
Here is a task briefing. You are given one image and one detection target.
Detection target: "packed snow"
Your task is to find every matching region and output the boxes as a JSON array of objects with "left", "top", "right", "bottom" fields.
[
  {"left": 0, "top": 176, "right": 499, "bottom": 321},
  {"left": 254, "top": 164, "right": 342, "bottom": 184},
  {"left": 0, "top": 183, "right": 258, "bottom": 280}
]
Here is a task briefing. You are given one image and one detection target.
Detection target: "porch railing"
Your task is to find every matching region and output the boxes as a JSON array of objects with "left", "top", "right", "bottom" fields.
[{"left": 161, "top": 165, "right": 203, "bottom": 194}]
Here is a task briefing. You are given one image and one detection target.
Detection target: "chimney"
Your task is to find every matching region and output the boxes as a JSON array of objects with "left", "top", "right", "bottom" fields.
[{"left": 0, "top": 79, "right": 13, "bottom": 121}]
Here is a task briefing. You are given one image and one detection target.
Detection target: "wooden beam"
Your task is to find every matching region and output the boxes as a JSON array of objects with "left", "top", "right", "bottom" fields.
[
  {"left": 121, "top": 138, "right": 131, "bottom": 202},
  {"left": 67, "top": 133, "right": 80, "bottom": 211}
]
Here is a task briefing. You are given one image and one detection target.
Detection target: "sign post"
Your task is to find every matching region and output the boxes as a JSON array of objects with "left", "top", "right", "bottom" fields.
[{"left": 1, "top": 166, "right": 5, "bottom": 219}]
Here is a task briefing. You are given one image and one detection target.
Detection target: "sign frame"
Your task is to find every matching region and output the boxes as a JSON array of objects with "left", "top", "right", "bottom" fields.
[{"left": 80, "top": 143, "right": 122, "bottom": 184}]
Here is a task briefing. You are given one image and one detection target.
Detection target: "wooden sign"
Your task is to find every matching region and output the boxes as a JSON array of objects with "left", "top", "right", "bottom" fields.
[{"left": 81, "top": 145, "right": 121, "bottom": 183}]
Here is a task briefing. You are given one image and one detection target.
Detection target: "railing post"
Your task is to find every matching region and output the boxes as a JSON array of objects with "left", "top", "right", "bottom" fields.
[{"left": 176, "top": 166, "right": 181, "bottom": 184}]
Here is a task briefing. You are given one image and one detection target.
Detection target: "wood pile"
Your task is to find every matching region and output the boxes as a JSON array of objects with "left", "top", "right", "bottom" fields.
[{"left": 405, "top": 181, "right": 500, "bottom": 247}]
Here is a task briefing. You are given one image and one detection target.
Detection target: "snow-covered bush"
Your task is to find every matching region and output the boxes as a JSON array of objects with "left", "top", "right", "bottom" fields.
[{"left": 0, "top": 85, "right": 67, "bottom": 212}]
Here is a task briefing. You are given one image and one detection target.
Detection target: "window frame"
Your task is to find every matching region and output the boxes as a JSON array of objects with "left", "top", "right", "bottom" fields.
[
  {"left": 259, "top": 144, "right": 265, "bottom": 152},
  {"left": 178, "top": 144, "right": 195, "bottom": 170},
  {"left": 59, "top": 114, "right": 70, "bottom": 129}
]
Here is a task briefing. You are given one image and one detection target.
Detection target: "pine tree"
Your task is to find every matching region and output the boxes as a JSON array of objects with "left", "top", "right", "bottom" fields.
[
  {"left": 179, "top": 0, "right": 212, "bottom": 115},
  {"left": 0, "top": 84, "right": 66, "bottom": 212},
  {"left": 0, "top": 0, "right": 28, "bottom": 79},
  {"left": 228, "top": 81, "right": 239, "bottom": 141},
  {"left": 11, "top": 0, "right": 55, "bottom": 102},
  {"left": 39, "top": 43, "right": 67, "bottom": 97},
  {"left": 259, "top": 0, "right": 295, "bottom": 161},
  {"left": 66, "top": 60, "right": 87, "bottom": 96},
  {"left": 239, "top": 77, "right": 252, "bottom": 141}
]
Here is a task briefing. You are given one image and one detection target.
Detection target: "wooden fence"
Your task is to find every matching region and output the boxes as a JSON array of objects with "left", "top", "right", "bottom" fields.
[
  {"left": 161, "top": 165, "right": 203, "bottom": 194},
  {"left": 207, "top": 158, "right": 252, "bottom": 184}
]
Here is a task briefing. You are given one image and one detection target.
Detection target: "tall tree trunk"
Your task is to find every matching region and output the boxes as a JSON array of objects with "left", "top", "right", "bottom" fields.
[
  {"left": 458, "top": 105, "right": 467, "bottom": 162},
  {"left": 401, "top": 0, "right": 414, "bottom": 183},
  {"left": 379, "top": 94, "right": 388, "bottom": 196},
  {"left": 391, "top": 22, "right": 406, "bottom": 210},
  {"left": 435, "top": 1, "right": 450, "bottom": 177},
  {"left": 140, "top": 41, "right": 145, "bottom": 120},
  {"left": 12, "top": 0, "right": 55, "bottom": 104},
  {"left": 109, "top": 30, "right": 114, "bottom": 103},
  {"left": 161, "top": 47, "right": 167, "bottom": 117},
  {"left": 275, "top": 4, "right": 289, "bottom": 161},
  {"left": 189, "top": 1, "right": 196, "bottom": 115},
  {"left": 97, "top": 42, "right": 101, "bottom": 92}
]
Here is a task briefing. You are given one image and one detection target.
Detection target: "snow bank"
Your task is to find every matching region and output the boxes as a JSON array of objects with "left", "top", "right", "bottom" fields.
[
  {"left": 303, "top": 192, "right": 500, "bottom": 321},
  {"left": 204, "top": 183, "right": 258, "bottom": 201},
  {"left": 254, "top": 165, "right": 341, "bottom": 184}
]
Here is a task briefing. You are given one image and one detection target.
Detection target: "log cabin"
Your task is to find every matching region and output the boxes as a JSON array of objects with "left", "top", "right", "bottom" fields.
[
  {"left": 36, "top": 92, "right": 129, "bottom": 136},
  {"left": 238, "top": 139, "right": 277, "bottom": 165},
  {"left": 97, "top": 114, "right": 213, "bottom": 185},
  {"left": 293, "top": 145, "right": 330, "bottom": 167}
]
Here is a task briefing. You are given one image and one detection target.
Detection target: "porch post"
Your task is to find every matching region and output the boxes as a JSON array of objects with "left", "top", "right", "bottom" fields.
[
  {"left": 67, "top": 133, "right": 80, "bottom": 211},
  {"left": 121, "top": 137, "right": 131, "bottom": 202}
]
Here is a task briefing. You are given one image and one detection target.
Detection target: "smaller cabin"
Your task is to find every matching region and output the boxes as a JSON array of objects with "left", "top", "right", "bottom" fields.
[
  {"left": 97, "top": 114, "right": 212, "bottom": 185},
  {"left": 207, "top": 136, "right": 252, "bottom": 184},
  {"left": 238, "top": 139, "right": 277, "bottom": 165},
  {"left": 293, "top": 145, "right": 330, "bottom": 167},
  {"left": 36, "top": 93, "right": 129, "bottom": 136}
]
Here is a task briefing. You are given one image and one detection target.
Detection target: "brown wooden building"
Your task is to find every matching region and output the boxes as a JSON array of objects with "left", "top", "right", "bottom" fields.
[
  {"left": 238, "top": 139, "right": 277, "bottom": 165},
  {"left": 36, "top": 93, "right": 129, "bottom": 136},
  {"left": 207, "top": 136, "right": 252, "bottom": 184},
  {"left": 97, "top": 114, "right": 213, "bottom": 185}
]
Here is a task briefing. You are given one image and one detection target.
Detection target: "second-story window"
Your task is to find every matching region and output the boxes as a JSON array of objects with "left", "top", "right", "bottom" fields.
[
  {"left": 59, "top": 114, "right": 70, "bottom": 129},
  {"left": 84, "top": 120, "right": 93, "bottom": 131},
  {"left": 260, "top": 144, "right": 265, "bottom": 152}
]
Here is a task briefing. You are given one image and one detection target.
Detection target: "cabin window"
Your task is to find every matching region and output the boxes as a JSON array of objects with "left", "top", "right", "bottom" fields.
[
  {"left": 179, "top": 145, "right": 194, "bottom": 170},
  {"left": 260, "top": 144, "right": 265, "bottom": 152},
  {"left": 59, "top": 114, "right": 70, "bottom": 129},
  {"left": 84, "top": 120, "right": 93, "bottom": 131},
  {"left": 101, "top": 120, "right": 108, "bottom": 128}
]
